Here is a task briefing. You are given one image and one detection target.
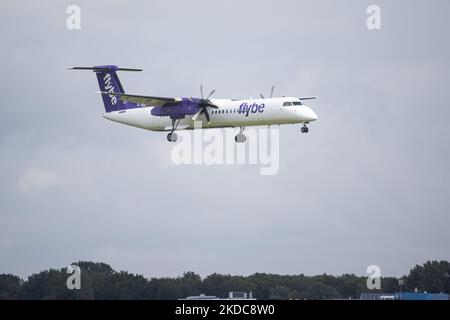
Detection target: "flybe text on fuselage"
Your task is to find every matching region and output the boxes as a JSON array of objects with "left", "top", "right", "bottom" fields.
[{"left": 239, "top": 102, "right": 265, "bottom": 117}]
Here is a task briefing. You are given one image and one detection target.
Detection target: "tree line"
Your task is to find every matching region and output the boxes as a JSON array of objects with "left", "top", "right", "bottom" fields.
[{"left": 0, "top": 260, "right": 449, "bottom": 300}]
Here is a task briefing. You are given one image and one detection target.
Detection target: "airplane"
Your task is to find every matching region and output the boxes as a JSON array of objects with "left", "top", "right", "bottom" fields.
[{"left": 68, "top": 65, "right": 318, "bottom": 142}]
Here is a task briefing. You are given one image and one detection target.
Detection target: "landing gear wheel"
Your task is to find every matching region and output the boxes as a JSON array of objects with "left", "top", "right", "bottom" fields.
[
  {"left": 166, "top": 118, "right": 180, "bottom": 142},
  {"left": 301, "top": 126, "right": 309, "bottom": 133},
  {"left": 167, "top": 132, "right": 178, "bottom": 142},
  {"left": 235, "top": 134, "right": 246, "bottom": 143},
  {"left": 235, "top": 127, "right": 246, "bottom": 143}
]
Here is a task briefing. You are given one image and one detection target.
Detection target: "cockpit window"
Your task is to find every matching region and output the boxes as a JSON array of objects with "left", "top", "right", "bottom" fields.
[
  {"left": 293, "top": 101, "right": 303, "bottom": 106},
  {"left": 282, "top": 101, "right": 293, "bottom": 106}
]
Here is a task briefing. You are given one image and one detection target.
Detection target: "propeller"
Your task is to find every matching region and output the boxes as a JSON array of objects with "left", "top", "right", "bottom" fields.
[
  {"left": 201, "top": 84, "right": 215, "bottom": 100},
  {"left": 260, "top": 85, "right": 275, "bottom": 99},
  {"left": 192, "top": 84, "right": 218, "bottom": 123}
]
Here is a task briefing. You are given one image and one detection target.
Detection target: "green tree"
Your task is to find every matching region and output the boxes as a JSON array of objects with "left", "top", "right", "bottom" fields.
[
  {"left": 405, "top": 260, "right": 450, "bottom": 293},
  {"left": 2, "top": 260, "right": 449, "bottom": 300},
  {"left": 179, "top": 272, "right": 202, "bottom": 298},
  {"left": 203, "top": 273, "right": 234, "bottom": 297},
  {"left": 0, "top": 274, "right": 22, "bottom": 299}
]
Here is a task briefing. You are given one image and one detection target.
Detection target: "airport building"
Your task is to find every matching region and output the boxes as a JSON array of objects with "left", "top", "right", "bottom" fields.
[
  {"left": 182, "top": 291, "right": 256, "bottom": 300},
  {"left": 360, "top": 292, "right": 449, "bottom": 300}
]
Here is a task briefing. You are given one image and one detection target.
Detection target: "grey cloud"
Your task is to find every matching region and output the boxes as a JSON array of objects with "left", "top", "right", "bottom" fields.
[{"left": 0, "top": 0, "right": 449, "bottom": 279}]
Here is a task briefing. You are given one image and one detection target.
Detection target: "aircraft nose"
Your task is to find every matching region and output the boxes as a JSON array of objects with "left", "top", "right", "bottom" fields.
[
  {"left": 309, "top": 109, "right": 318, "bottom": 121},
  {"left": 301, "top": 107, "right": 318, "bottom": 122}
]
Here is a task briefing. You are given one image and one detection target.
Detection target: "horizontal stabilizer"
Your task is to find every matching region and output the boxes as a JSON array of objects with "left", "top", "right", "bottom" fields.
[{"left": 67, "top": 66, "right": 142, "bottom": 72}]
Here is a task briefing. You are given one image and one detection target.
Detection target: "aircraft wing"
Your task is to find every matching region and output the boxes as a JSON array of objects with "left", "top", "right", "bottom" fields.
[{"left": 100, "top": 92, "right": 182, "bottom": 107}]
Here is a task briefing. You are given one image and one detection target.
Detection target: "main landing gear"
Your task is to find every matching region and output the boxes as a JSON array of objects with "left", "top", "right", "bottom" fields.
[
  {"left": 235, "top": 126, "right": 246, "bottom": 143},
  {"left": 301, "top": 124, "right": 309, "bottom": 133},
  {"left": 167, "top": 118, "right": 180, "bottom": 142},
  {"left": 167, "top": 132, "right": 178, "bottom": 142}
]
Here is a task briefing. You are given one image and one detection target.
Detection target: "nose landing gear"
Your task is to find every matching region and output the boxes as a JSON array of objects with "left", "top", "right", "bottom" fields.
[{"left": 301, "top": 124, "right": 309, "bottom": 133}]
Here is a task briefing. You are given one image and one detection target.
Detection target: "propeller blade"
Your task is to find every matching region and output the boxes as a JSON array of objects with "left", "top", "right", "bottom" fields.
[
  {"left": 206, "top": 90, "right": 216, "bottom": 99},
  {"left": 196, "top": 84, "right": 216, "bottom": 123},
  {"left": 192, "top": 109, "right": 202, "bottom": 121},
  {"left": 204, "top": 108, "right": 211, "bottom": 124},
  {"left": 204, "top": 102, "right": 219, "bottom": 109},
  {"left": 270, "top": 85, "right": 275, "bottom": 98}
]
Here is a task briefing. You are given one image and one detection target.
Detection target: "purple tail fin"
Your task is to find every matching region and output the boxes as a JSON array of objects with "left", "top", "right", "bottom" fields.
[
  {"left": 68, "top": 65, "right": 142, "bottom": 113},
  {"left": 94, "top": 65, "right": 128, "bottom": 112}
]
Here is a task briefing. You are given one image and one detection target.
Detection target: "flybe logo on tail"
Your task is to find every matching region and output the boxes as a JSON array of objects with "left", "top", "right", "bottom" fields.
[
  {"left": 239, "top": 102, "right": 265, "bottom": 117},
  {"left": 103, "top": 73, "right": 117, "bottom": 106}
]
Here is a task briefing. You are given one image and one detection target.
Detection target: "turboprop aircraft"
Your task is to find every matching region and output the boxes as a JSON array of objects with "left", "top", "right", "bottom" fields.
[{"left": 68, "top": 65, "right": 318, "bottom": 142}]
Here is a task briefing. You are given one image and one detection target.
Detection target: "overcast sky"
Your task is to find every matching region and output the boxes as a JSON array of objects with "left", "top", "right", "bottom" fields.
[{"left": 0, "top": 0, "right": 449, "bottom": 280}]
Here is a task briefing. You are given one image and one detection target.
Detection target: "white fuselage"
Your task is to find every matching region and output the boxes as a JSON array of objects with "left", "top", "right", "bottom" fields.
[{"left": 102, "top": 97, "right": 318, "bottom": 131}]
